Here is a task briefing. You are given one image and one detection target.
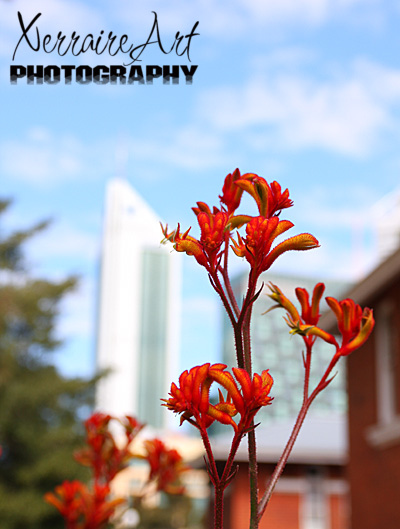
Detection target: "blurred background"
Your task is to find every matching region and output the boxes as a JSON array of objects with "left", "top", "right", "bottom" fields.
[{"left": 1, "top": 1, "right": 400, "bottom": 528}]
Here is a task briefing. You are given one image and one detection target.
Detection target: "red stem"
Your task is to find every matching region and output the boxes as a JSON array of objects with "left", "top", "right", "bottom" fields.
[
  {"left": 210, "top": 267, "right": 246, "bottom": 369},
  {"left": 214, "top": 484, "right": 224, "bottom": 529},
  {"left": 201, "top": 426, "right": 245, "bottom": 529},
  {"left": 211, "top": 267, "right": 237, "bottom": 330},
  {"left": 257, "top": 400, "right": 311, "bottom": 521},
  {"left": 200, "top": 428, "right": 220, "bottom": 486},
  {"left": 220, "top": 234, "right": 240, "bottom": 319},
  {"left": 257, "top": 346, "right": 341, "bottom": 522},
  {"left": 240, "top": 274, "right": 260, "bottom": 529}
]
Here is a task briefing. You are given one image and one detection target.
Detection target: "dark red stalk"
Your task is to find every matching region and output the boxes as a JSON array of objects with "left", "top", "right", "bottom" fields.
[
  {"left": 257, "top": 344, "right": 340, "bottom": 522},
  {"left": 201, "top": 427, "right": 244, "bottom": 529},
  {"left": 221, "top": 233, "right": 241, "bottom": 319},
  {"left": 239, "top": 273, "right": 261, "bottom": 529}
]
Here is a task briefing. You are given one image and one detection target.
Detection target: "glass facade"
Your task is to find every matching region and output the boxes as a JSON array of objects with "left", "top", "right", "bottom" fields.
[
  {"left": 222, "top": 272, "right": 351, "bottom": 423},
  {"left": 138, "top": 249, "right": 169, "bottom": 428}
]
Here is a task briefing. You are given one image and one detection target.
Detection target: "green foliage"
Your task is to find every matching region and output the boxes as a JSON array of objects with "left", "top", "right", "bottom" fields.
[
  {"left": 133, "top": 494, "right": 194, "bottom": 529},
  {"left": 0, "top": 200, "right": 95, "bottom": 529},
  {"left": 0, "top": 199, "right": 50, "bottom": 272}
]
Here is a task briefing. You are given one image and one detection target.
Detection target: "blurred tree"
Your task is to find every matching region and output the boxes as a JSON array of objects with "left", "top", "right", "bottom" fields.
[{"left": 0, "top": 199, "right": 96, "bottom": 529}]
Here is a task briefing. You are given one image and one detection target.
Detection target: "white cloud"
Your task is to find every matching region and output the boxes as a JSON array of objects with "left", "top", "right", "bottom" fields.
[
  {"left": 25, "top": 219, "right": 99, "bottom": 265},
  {"left": 199, "top": 59, "right": 400, "bottom": 156},
  {"left": 130, "top": 125, "right": 227, "bottom": 171},
  {"left": 1, "top": 130, "right": 85, "bottom": 185},
  {"left": 234, "top": 0, "right": 380, "bottom": 26},
  {"left": 0, "top": 121, "right": 228, "bottom": 188},
  {"left": 0, "top": 127, "right": 116, "bottom": 186},
  {"left": 114, "top": 0, "right": 246, "bottom": 38},
  {"left": 295, "top": 182, "right": 375, "bottom": 226},
  {"left": 113, "top": 0, "right": 383, "bottom": 39},
  {"left": 237, "top": 0, "right": 329, "bottom": 25}
]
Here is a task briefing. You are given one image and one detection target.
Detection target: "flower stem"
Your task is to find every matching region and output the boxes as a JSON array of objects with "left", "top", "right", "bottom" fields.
[
  {"left": 248, "top": 427, "right": 259, "bottom": 529},
  {"left": 200, "top": 428, "right": 219, "bottom": 486},
  {"left": 221, "top": 234, "right": 240, "bottom": 319},
  {"left": 257, "top": 347, "right": 341, "bottom": 522},
  {"left": 241, "top": 277, "right": 259, "bottom": 529},
  {"left": 257, "top": 341, "right": 314, "bottom": 521},
  {"left": 257, "top": 400, "right": 311, "bottom": 521},
  {"left": 214, "top": 484, "right": 224, "bottom": 529}
]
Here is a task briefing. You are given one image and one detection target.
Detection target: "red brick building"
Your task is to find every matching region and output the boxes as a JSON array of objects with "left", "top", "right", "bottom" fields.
[
  {"left": 211, "top": 415, "right": 349, "bottom": 529},
  {"left": 324, "top": 247, "right": 400, "bottom": 529}
]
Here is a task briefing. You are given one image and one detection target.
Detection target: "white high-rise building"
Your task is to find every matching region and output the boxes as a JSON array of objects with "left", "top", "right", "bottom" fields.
[{"left": 96, "top": 178, "right": 181, "bottom": 430}]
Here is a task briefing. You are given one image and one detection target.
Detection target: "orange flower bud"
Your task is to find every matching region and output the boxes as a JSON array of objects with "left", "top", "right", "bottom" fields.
[
  {"left": 262, "top": 233, "right": 319, "bottom": 271},
  {"left": 164, "top": 364, "right": 273, "bottom": 434},
  {"left": 235, "top": 174, "right": 293, "bottom": 218},
  {"left": 219, "top": 168, "right": 245, "bottom": 214},
  {"left": 295, "top": 283, "right": 325, "bottom": 325},
  {"left": 325, "top": 297, "right": 375, "bottom": 356},
  {"left": 267, "top": 283, "right": 301, "bottom": 322}
]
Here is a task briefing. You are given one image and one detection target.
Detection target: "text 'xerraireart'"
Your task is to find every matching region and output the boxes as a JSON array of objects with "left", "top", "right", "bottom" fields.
[{"left": 11, "top": 11, "right": 200, "bottom": 86}]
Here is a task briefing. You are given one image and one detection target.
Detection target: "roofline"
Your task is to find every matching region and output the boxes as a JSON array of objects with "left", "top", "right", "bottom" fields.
[{"left": 212, "top": 449, "right": 346, "bottom": 466}]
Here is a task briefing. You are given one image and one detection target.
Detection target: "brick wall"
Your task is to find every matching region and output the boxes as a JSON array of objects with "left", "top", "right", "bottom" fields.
[
  {"left": 221, "top": 463, "right": 348, "bottom": 529},
  {"left": 347, "top": 277, "right": 400, "bottom": 529}
]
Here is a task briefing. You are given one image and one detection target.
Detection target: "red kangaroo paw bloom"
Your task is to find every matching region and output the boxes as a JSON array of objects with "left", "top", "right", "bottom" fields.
[
  {"left": 267, "top": 283, "right": 338, "bottom": 346},
  {"left": 44, "top": 480, "right": 85, "bottom": 527},
  {"left": 235, "top": 174, "right": 293, "bottom": 218},
  {"left": 262, "top": 232, "right": 319, "bottom": 271},
  {"left": 161, "top": 204, "right": 229, "bottom": 270},
  {"left": 219, "top": 168, "right": 245, "bottom": 214},
  {"left": 161, "top": 223, "right": 208, "bottom": 267},
  {"left": 164, "top": 364, "right": 274, "bottom": 434},
  {"left": 121, "top": 415, "right": 145, "bottom": 443},
  {"left": 326, "top": 297, "right": 375, "bottom": 356},
  {"left": 209, "top": 366, "right": 274, "bottom": 433},
  {"left": 267, "top": 282, "right": 301, "bottom": 322},
  {"left": 295, "top": 283, "right": 325, "bottom": 326},
  {"left": 267, "top": 283, "right": 374, "bottom": 354},
  {"left": 232, "top": 368, "right": 274, "bottom": 431},
  {"left": 45, "top": 480, "right": 124, "bottom": 529},
  {"left": 231, "top": 216, "right": 318, "bottom": 275},
  {"left": 196, "top": 206, "right": 229, "bottom": 254},
  {"left": 85, "top": 483, "right": 125, "bottom": 529},
  {"left": 162, "top": 363, "right": 225, "bottom": 430},
  {"left": 74, "top": 413, "right": 143, "bottom": 484},
  {"left": 141, "top": 438, "right": 188, "bottom": 494}
]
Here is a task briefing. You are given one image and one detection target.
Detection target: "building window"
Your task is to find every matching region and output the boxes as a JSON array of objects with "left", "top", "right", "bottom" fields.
[
  {"left": 138, "top": 249, "right": 169, "bottom": 428},
  {"left": 301, "top": 467, "right": 328, "bottom": 529},
  {"left": 366, "top": 300, "right": 400, "bottom": 447}
]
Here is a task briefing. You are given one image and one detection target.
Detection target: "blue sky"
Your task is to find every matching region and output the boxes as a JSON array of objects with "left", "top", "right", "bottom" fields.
[{"left": 1, "top": 0, "right": 400, "bottom": 379}]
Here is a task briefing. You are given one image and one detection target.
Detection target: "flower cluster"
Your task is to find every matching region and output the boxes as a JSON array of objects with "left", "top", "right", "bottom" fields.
[
  {"left": 161, "top": 169, "right": 375, "bottom": 529},
  {"left": 141, "top": 438, "right": 188, "bottom": 494},
  {"left": 268, "top": 282, "right": 374, "bottom": 357},
  {"left": 163, "top": 363, "right": 273, "bottom": 435},
  {"left": 46, "top": 413, "right": 190, "bottom": 529},
  {"left": 46, "top": 413, "right": 143, "bottom": 529},
  {"left": 162, "top": 169, "right": 319, "bottom": 278},
  {"left": 44, "top": 481, "right": 124, "bottom": 529},
  {"left": 74, "top": 412, "right": 144, "bottom": 484}
]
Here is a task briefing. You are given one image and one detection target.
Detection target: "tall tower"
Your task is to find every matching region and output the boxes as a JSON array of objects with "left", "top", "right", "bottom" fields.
[{"left": 96, "top": 178, "right": 181, "bottom": 430}]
